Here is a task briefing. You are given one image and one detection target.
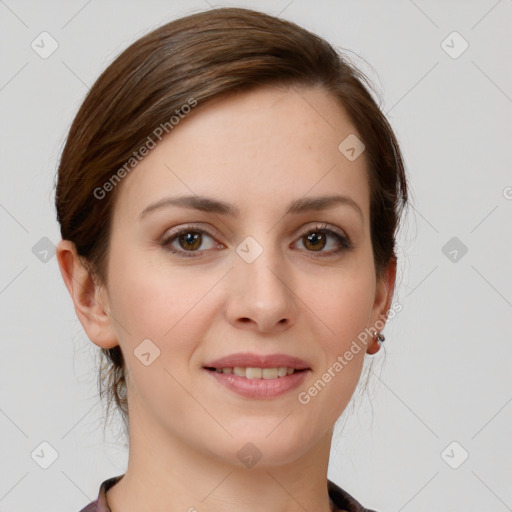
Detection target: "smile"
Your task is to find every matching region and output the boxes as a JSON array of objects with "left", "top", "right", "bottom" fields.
[
  {"left": 205, "top": 366, "right": 303, "bottom": 379},
  {"left": 203, "top": 367, "right": 310, "bottom": 399}
]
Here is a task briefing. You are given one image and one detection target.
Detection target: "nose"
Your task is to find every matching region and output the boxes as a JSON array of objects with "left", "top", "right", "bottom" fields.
[{"left": 224, "top": 243, "right": 298, "bottom": 334}]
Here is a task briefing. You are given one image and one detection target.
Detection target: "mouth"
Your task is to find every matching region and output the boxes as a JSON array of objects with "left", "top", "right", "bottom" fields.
[
  {"left": 203, "top": 366, "right": 307, "bottom": 379},
  {"left": 201, "top": 353, "right": 311, "bottom": 399},
  {"left": 203, "top": 352, "right": 311, "bottom": 373}
]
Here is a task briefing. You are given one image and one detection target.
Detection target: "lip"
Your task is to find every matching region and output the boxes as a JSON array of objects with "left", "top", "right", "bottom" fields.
[
  {"left": 203, "top": 352, "right": 311, "bottom": 370},
  {"left": 204, "top": 367, "right": 310, "bottom": 399}
]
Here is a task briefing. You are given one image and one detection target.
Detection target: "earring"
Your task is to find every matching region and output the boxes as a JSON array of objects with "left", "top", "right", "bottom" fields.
[{"left": 367, "top": 329, "right": 385, "bottom": 355}]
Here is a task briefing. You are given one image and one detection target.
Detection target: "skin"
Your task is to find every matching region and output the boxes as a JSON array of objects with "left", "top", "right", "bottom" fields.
[{"left": 57, "top": 85, "right": 396, "bottom": 512}]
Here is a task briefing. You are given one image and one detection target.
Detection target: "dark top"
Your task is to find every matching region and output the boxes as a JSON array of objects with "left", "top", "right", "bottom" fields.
[{"left": 78, "top": 475, "right": 378, "bottom": 512}]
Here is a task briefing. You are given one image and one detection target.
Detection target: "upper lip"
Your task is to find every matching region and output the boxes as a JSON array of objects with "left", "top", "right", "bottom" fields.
[{"left": 203, "top": 352, "right": 311, "bottom": 370}]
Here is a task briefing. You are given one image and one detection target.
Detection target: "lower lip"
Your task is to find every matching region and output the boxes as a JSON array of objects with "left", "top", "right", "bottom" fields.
[{"left": 203, "top": 369, "right": 309, "bottom": 399}]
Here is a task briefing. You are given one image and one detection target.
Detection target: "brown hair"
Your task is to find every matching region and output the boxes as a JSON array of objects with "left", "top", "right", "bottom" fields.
[{"left": 54, "top": 7, "right": 408, "bottom": 434}]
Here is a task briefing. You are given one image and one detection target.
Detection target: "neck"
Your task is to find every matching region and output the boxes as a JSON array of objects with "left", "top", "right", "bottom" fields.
[{"left": 106, "top": 406, "right": 335, "bottom": 512}]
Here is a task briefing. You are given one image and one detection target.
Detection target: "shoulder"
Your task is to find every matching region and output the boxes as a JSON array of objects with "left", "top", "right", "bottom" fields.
[
  {"left": 77, "top": 475, "right": 124, "bottom": 512},
  {"left": 328, "top": 479, "right": 380, "bottom": 512}
]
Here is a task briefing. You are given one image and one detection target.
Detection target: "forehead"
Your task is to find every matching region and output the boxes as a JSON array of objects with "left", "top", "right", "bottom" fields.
[{"left": 112, "top": 85, "right": 370, "bottom": 224}]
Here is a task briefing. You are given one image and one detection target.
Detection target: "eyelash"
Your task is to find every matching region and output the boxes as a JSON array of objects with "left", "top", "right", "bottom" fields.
[{"left": 161, "top": 223, "right": 353, "bottom": 259}]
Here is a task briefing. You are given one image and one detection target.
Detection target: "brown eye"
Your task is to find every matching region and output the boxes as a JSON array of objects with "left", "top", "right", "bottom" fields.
[
  {"left": 162, "top": 226, "right": 221, "bottom": 257},
  {"left": 302, "top": 232, "right": 327, "bottom": 251},
  {"left": 177, "top": 232, "right": 203, "bottom": 251},
  {"left": 295, "top": 225, "right": 352, "bottom": 257}
]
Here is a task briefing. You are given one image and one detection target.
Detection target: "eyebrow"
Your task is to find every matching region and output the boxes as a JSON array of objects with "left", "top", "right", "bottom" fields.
[{"left": 138, "top": 194, "right": 363, "bottom": 221}]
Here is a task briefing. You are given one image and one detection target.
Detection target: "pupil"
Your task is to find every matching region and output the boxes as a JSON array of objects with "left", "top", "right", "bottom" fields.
[
  {"left": 180, "top": 232, "right": 200, "bottom": 250},
  {"left": 306, "top": 232, "right": 324, "bottom": 251}
]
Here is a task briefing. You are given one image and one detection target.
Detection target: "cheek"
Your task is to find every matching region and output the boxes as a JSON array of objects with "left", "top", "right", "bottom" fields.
[
  {"left": 108, "top": 244, "right": 207, "bottom": 335},
  {"left": 316, "top": 283, "right": 371, "bottom": 383},
  {"left": 107, "top": 246, "right": 226, "bottom": 384},
  {"left": 107, "top": 254, "right": 212, "bottom": 410},
  {"left": 306, "top": 262, "right": 375, "bottom": 349},
  {"left": 109, "top": 269, "right": 176, "bottom": 341},
  {"left": 297, "top": 274, "right": 373, "bottom": 428}
]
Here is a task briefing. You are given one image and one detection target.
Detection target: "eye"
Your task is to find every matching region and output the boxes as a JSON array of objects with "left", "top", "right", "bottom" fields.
[
  {"left": 161, "top": 226, "right": 223, "bottom": 258},
  {"left": 294, "top": 223, "right": 352, "bottom": 257},
  {"left": 161, "top": 223, "right": 352, "bottom": 258}
]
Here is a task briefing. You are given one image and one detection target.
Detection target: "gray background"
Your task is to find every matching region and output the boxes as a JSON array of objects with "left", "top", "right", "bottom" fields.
[{"left": 1, "top": 0, "right": 511, "bottom": 511}]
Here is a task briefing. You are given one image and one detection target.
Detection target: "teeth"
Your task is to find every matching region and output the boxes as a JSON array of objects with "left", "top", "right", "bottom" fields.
[
  {"left": 213, "top": 366, "right": 298, "bottom": 379},
  {"left": 246, "top": 367, "right": 262, "bottom": 379},
  {"left": 233, "top": 367, "right": 246, "bottom": 377},
  {"left": 261, "top": 368, "right": 278, "bottom": 379}
]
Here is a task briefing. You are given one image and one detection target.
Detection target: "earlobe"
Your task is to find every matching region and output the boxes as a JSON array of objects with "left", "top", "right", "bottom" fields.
[
  {"left": 366, "top": 333, "right": 382, "bottom": 355},
  {"left": 56, "top": 240, "right": 118, "bottom": 349}
]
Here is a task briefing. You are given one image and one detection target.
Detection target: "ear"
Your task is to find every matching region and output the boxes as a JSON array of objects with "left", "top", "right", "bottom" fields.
[
  {"left": 366, "top": 257, "right": 397, "bottom": 355},
  {"left": 56, "top": 239, "right": 118, "bottom": 349}
]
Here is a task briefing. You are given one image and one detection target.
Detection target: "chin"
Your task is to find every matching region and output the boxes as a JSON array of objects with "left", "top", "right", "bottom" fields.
[{"left": 213, "top": 432, "right": 314, "bottom": 469}]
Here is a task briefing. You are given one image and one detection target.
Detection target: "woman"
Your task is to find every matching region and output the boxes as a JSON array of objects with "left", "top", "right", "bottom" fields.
[{"left": 55, "top": 7, "right": 408, "bottom": 512}]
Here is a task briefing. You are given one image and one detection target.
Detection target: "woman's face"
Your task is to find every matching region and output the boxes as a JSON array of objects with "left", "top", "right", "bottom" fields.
[{"left": 91, "top": 85, "right": 394, "bottom": 466}]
